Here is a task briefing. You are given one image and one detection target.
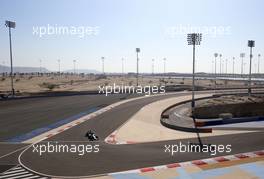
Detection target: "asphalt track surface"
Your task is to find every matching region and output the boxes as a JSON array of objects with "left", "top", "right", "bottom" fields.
[
  {"left": 0, "top": 93, "right": 138, "bottom": 141},
  {"left": 1, "top": 91, "right": 264, "bottom": 178},
  {"left": 17, "top": 92, "right": 264, "bottom": 178},
  {"left": 0, "top": 93, "right": 138, "bottom": 171}
]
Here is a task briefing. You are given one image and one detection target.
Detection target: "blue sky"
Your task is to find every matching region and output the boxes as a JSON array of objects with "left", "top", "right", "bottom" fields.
[{"left": 0, "top": 0, "right": 264, "bottom": 73}]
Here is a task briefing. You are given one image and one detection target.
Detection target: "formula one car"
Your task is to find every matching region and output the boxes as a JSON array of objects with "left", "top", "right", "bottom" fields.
[{"left": 85, "top": 130, "right": 99, "bottom": 141}]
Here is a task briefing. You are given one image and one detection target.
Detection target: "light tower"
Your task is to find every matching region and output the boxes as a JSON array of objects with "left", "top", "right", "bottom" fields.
[
  {"left": 225, "top": 59, "right": 228, "bottom": 74},
  {"left": 219, "top": 54, "right": 222, "bottom": 75},
  {"left": 187, "top": 33, "right": 202, "bottom": 145},
  {"left": 211, "top": 60, "right": 214, "bottom": 74},
  {"left": 214, "top": 53, "right": 218, "bottom": 90},
  {"left": 121, "top": 58, "right": 124, "bottom": 74},
  {"left": 163, "top": 58, "right": 166, "bottom": 74},
  {"left": 39, "top": 59, "right": 42, "bottom": 74},
  {"left": 136, "top": 48, "right": 140, "bottom": 86},
  {"left": 101, "top": 57, "right": 105, "bottom": 74},
  {"left": 5, "top": 20, "right": 16, "bottom": 96},
  {"left": 152, "top": 59, "right": 154, "bottom": 75},
  {"left": 57, "top": 59, "right": 61, "bottom": 75},
  {"left": 232, "top": 57, "right": 235, "bottom": 77},
  {"left": 258, "top": 54, "right": 261, "bottom": 74},
  {"left": 73, "top": 60, "right": 76, "bottom": 74},
  {"left": 248, "top": 40, "right": 255, "bottom": 96}
]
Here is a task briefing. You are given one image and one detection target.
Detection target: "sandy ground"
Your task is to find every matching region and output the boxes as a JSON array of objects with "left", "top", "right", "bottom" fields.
[
  {"left": 194, "top": 94, "right": 264, "bottom": 118},
  {"left": 197, "top": 94, "right": 264, "bottom": 107},
  {"left": 114, "top": 94, "right": 256, "bottom": 143},
  {"left": 0, "top": 74, "right": 250, "bottom": 93}
]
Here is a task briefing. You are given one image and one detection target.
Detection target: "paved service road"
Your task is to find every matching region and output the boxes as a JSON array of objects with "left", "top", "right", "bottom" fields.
[{"left": 18, "top": 92, "right": 264, "bottom": 178}]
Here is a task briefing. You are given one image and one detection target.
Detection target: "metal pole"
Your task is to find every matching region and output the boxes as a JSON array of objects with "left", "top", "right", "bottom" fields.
[
  {"left": 241, "top": 56, "right": 243, "bottom": 76},
  {"left": 163, "top": 58, "right": 166, "bottom": 74},
  {"left": 258, "top": 54, "right": 260, "bottom": 74},
  {"left": 233, "top": 57, "right": 235, "bottom": 77},
  {"left": 73, "top": 60, "right": 76, "bottom": 74},
  {"left": 243, "top": 62, "right": 246, "bottom": 77},
  {"left": 249, "top": 47, "right": 252, "bottom": 96},
  {"left": 211, "top": 60, "right": 214, "bottom": 74},
  {"left": 192, "top": 43, "right": 202, "bottom": 146},
  {"left": 192, "top": 44, "right": 195, "bottom": 111},
  {"left": 219, "top": 55, "right": 222, "bottom": 75},
  {"left": 58, "top": 59, "right": 60, "bottom": 75},
  {"left": 101, "top": 57, "right": 105, "bottom": 74},
  {"left": 39, "top": 59, "right": 42, "bottom": 74},
  {"left": 103, "top": 59, "right": 105, "bottom": 74},
  {"left": 122, "top": 58, "right": 124, "bottom": 74},
  {"left": 8, "top": 26, "right": 15, "bottom": 96},
  {"left": 136, "top": 52, "right": 139, "bottom": 86},
  {"left": 222, "top": 63, "right": 224, "bottom": 75},
  {"left": 225, "top": 59, "right": 228, "bottom": 74},
  {"left": 103, "top": 59, "right": 104, "bottom": 74},
  {"left": 214, "top": 56, "right": 217, "bottom": 90},
  {"left": 163, "top": 58, "right": 166, "bottom": 85},
  {"left": 152, "top": 59, "right": 154, "bottom": 75}
]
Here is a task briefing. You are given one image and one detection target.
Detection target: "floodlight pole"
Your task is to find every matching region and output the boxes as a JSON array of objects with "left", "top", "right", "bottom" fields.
[
  {"left": 137, "top": 53, "right": 139, "bottom": 86},
  {"left": 222, "top": 62, "right": 224, "bottom": 76},
  {"left": 232, "top": 57, "right": 235, "bottom": 77},
  {"left": 9, "top": 26, "right": 15, "bottom": 96},
  {"left": 101, "top": 57, "right": 105, "bottom": 74},
  {"left": 6, "top": 21, "right": 15, "bottom": 96},
  {"left": 258, "top": 54, "right": 261, "bottom": 74},
  {"left": 58, "top": 59, "right": 61, "bottom": 75},
  {"left": 214, "top": 53, "right": 218, "bottom": 91},
  {"left": 188, "top": 33, "right": 202, "bottom": 146},
  {"left": 241, "top": 58, "right": 243, "bottom": 76},
  {"left": 248, "top": 40, "right": 255, "bottom": 96},
  {"left": 136, "top": 48, "right": 140, "bottom": 86},
  {"left": 122, "top": 58, "right": 124, "bottom": 74},
  {"left": 137, "top": 50, "right": 139, "bottom": 86},
  {"left": 162, "top": 58, "right": 166, "bottom": 85},
  {"left": 152, "top": 59, "right": 154, "bottom": 75},
  {"left": 249, "top": 47, "right": 252, "bottom": 95},
  {"left": 225, "top": 59, "right": 228, "bottom": 74},
  {"left": 39, "top": 59, "right": 42, "bottom": 74},
  {"left": 163, "top": 58, "right": 166, "bottom": 74},
  {"left": 73, "top": 60, "right": 76, "bottom": 74},
  {"left": 191, "top": 43, "right": 195, "bottom": 112},
  {"left": 211, "top": 60, "right": 214, "bottom": 74},
  {"left": 219, "top": 54, "right": 222, "bottom": 75}
]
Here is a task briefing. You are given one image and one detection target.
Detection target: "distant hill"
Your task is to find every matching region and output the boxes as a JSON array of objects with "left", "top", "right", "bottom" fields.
[
  {"left": 0, "top": 65, "right": 49, "bottom": 73},
  {"left": 0, "top": 65, "right": 100, "bottom": 74}
]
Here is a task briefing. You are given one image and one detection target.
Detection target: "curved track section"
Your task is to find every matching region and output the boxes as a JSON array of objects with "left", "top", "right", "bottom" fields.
[{"left": 18, "top": 91, "right": 264, "bottom": 178}]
